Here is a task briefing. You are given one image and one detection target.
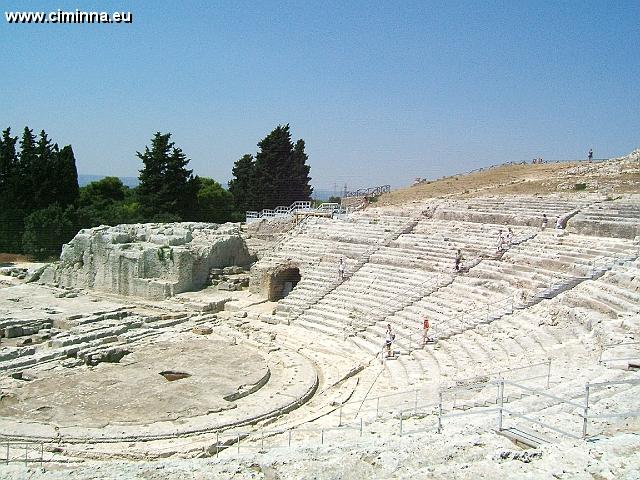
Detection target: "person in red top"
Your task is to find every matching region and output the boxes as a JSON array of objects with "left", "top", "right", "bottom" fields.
[{"left": 422, "top": 317, "right": 430, "bottom": 346}]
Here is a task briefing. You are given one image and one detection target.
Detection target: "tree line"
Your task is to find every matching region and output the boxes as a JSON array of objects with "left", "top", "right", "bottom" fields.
[{"left": 0, "top": 124, "right": 313, "bottom": 260}]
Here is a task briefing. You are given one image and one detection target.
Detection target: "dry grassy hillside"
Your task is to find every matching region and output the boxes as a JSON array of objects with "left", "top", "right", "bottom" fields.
[{"left": 378, "top": 149, "right": 640, "bottom": 206}]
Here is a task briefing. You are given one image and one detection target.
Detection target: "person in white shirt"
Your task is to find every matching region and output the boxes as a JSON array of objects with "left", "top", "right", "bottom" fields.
[{"left": 338, "top": 258, "right": 345, "bottom": 281}]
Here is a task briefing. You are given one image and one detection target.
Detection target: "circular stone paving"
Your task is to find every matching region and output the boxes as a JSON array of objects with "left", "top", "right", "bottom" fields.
[{"left": 0, "top": 335, "right": 269, "bottom": 428}]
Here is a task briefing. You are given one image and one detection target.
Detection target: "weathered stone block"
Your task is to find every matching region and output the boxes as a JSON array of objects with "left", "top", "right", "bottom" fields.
[
  {"left": 38, "top": 222, "right": 252, "bottom": 300},
  {"left": 5, "top": 326, "right": 23, "bottom": 338}
]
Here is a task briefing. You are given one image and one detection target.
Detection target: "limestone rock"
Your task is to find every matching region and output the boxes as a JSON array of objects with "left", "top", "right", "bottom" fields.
[{"left": 39, "top": 222, "right": 251, "bottom": 300}]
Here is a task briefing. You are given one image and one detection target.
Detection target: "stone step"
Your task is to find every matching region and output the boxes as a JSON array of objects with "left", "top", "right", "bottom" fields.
[{"left": 50, "top": 323, "right": 140, "bottom": 348}]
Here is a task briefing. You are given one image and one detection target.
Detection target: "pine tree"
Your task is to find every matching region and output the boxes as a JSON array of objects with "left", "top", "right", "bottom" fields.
[
  {"left": 228, "top": 154, "right": 255, "bottom": 213},
  {"left": 194, "top": 177, "right": 234, "bottom": 223}
]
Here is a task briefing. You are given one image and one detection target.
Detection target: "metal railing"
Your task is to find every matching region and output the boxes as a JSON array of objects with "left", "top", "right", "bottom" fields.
[
  {"left": 246, "top": 201, "right": 312, "bottom": 222},
  {"left": 598, "top": 342, "right": 640, "bottom": 365},
  {"left": 204, "top": 364, "right": 638, "bottom": 457},
  {"left": 207, "top": 360, "right": 558, "bottom": 456},
  {"left": 315, "top": 202, "right": 341, "bottom": 212},
  {"left": 1, "top": 441, "right": 45, "bottom": 467},
  {"left": 582, "top": 378, "right": 640, "bottom": 438},
  {"left": 246, "top": 201, "right": 350, "bottom": 223},
  {"left": 495, "top": 377, "right": 640, "bottom": 440}
]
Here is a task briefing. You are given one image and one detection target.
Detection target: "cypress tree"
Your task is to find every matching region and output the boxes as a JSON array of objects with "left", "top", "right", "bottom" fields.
[
  {"left": 17, "top": 127, "right": 37, "bottom": 212},
  {"left": 34, "top": 130, "right": 58, "bottom": 210},
  {"left": 0, "top": 128, "right": 21, "bottom": 252},
  {"left": 164, "top": 144, "right": 197, "bottom": 218},
  {"left": 250, "top": 124, "right": 313, "bottom": 210},
  {"left": 289, "top": 139, "right": 313, "bottom": 204},
  {"left": 55, "top": 145, "right": 80, "bottom": 207},
  {"left": 137, "top": 132, "right": 171, "bottom": 217},
  {"left": 137, "top": 132, "right": 197, "bottom": 220},
  {"left": 228, "top": 154, "right": 255, "bottom": 212},
  {"left": 0, "top": 126, "right": 80, "bottom": 254},
  {"left": 0, "top": 128, "right": 18, "bottom": 195},
  {"left": 253, "top": 124, "right": 294, "bottom": 210}
]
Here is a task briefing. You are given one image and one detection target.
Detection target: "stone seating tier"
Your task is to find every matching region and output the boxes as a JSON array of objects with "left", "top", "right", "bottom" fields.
[{"left": 568, "top": 200, "right": 640, "bottom": 238}]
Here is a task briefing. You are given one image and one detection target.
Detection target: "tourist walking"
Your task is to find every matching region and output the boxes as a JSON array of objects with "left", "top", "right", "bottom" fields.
[
  {"left": 505, "top": 228, "right": 513, "bottom": 247},
  {"left": 422, "top": 316, "right": 430, "bottom": 346},
  {"left": 541, "top": 213, "right": 548, "bottom": 230},
  {"left": 555, "top": 216, "right": 563, "bottom": 230},
  {"left": 588, "top": 149, "right": 593, "bottom": 161},
  {"left": 496, "top": 230, "right": 504, "bottom": 253},
  {"left": 385, "top": 323, "right": 395, "bottom": 358},
  {"left": 454, "top": 249, "right": 464, "bottom": 272},
  {"left": 338, "top": 258, "right": 345, "bottom": 282}
]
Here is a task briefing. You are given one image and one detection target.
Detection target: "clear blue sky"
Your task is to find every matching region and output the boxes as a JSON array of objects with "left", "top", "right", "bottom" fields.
[{"left": 2, "top": 1, "right": 639, "bottom": 192}]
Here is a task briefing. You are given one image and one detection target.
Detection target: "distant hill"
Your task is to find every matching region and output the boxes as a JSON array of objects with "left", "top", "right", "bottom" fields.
[
  {"left": 312, "top": 190, "right": 338, "bottom": 201},
  {"left": 78, "top": 175, "right": 138, "bottom": 188}
]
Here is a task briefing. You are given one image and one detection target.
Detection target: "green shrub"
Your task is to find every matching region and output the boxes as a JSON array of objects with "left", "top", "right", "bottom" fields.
[
  {"left": 22, "top": 204, "right": 77, "bottom": 260},
  {"left": 574, "top": 183, "right": 587, "bottom": 191}
]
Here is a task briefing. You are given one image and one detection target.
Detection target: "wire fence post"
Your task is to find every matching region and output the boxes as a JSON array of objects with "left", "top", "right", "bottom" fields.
[
  {"left": 338, "top": 404, "right": 343, "bottom": 427},
  {"left": 216, "top": 432, "right": 219, "bottom": 457},
  {"left": 40, "top": 443, "right": 43, "bottom": 469},
  {"left": 399, "top": 409, "right": 403, "bottom": 436},
  {"left": 376, "top": 397, "right": 380, "bottom": 418},
  {"left": 237, "top": 434, "right": 240, "bottom": 455},
  {"left": 546, "top": 359, "right": 552, "bottom": 389},
  {"left": 261, "top": 431, "right": 264, "bottom": 452},
  {"left": 497, "top": 380, "right": 505, "bottom": 431},
  {"left": 321, "top": 429, "right": 324, "bottom": 445},
  {"left": 360, "top": 417, "right": 363, "bottom": 436},
  {"left": 5, "top": 443, "right": 8, "bottom": 465},
  {"left": 24, "top": 444, "right": 27, "bottom": 466},
  {"left": 414, "top": 389, "right": 419, "bottom": 415},
  {"left": 437, "top": 392, "right": 443, "bottom": 433},
  {"left": 583, "top": 383, "right": 590, "bottom": 438},
  {"left": 288, "top": 429, "right": 292, "bottom": 448}
]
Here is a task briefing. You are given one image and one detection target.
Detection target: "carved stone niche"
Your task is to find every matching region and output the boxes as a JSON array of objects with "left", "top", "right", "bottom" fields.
[{"left": 249, "top": 261, "right": 302, "bottom": 301}]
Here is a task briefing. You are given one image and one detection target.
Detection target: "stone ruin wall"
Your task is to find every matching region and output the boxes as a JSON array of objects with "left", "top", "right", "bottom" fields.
[{"left": 38, "top": 222, "right": 252, "bottom": 300}]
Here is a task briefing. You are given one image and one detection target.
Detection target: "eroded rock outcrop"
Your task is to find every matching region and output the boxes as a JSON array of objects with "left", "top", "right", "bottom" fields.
[{"left": 39, "top": 222, "right": 251, "bottom": 299}]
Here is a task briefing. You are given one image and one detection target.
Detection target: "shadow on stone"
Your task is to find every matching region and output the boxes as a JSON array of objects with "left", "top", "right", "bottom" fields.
[{"left": 159, "top": 371, "right": 192, "bottom": 382}]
